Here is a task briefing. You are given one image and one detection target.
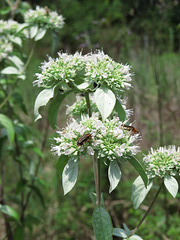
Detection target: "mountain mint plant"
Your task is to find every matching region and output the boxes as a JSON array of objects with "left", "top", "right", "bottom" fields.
[{"left": 34, "top": 50, "right": 179, "bottom": 240}]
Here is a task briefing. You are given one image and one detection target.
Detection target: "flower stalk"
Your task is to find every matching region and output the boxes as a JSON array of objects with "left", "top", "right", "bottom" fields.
[{"left": 130, "top": 181, "right": 163, "bottom": 236}]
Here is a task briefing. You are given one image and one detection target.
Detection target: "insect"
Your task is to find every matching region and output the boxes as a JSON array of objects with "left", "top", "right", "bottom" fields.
[
  {"left": 122, "top": 124, "right": 139, "bottom": 134},
  {"left": 44, "top": 6, "right": 49, "bottom": 15},
  {"left": 77, "top": 133, "right": 92, "bottom": 146}
]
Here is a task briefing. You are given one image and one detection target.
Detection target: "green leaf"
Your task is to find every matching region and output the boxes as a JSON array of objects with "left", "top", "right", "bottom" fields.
[
  {"left": 32, "top": 147, "right": 44, "bottom": 159},
  {"left": 48, "top": 91, "right": 72, "bottom": 129},
  {"left": 28, "top": 185, "right": 45, "bottom": 208},
  {"left": 164, "top": 175, "right": 178, "bottom": 198},
  {"left": 56, "top": 155, "right": 69, "bottom": 179},
  {"left": 0, "top": 204, "right": 20, "bottom": 223},
  {"left": 29, "top": 25, "right": 38, "bottom": 38},
  {"left": 34, "top": 86, "right": 56, "bottom": 121},
  {"left": 131, "top": 176, "right": 153, "bottom": 209},
  {"left": 16, "top": 178, "right": 28, "bottom": 194},
  {"left": 126, "top": 155, "right": 147, "bottom": 187},
  {"left": 0, "top": 6, "right": 11, "bottom": 15},
  {"left": 113, "top": 228, "right": 128, "bottom": 238},
  {"left": 94, "top": 87, "right": 116, "bottom": 121},
  {"left": 108, "top": 160, "right": 121, "bottom": 193},
  {"left": 8, "top": 56, "right": 24, "bottom": 72},
  {"left": 11, "top": 36, "right": 22, "bottom": 46},
  {"left": 76, "top": 81, "right": 92, "bottom": 90},
  {"left": 0, "top": 114, "right": 14, "bottom": 143},
  {"left": 14, "top": 226, "right": 24, "bottom": 240},
  {"left": 34, "top": 28, "right": 47, "bottom": 41},
  {"left": 62, "top": 158, "right": 79, "bottom": 195},
  {"left": 114, "top": 98, "right": 127, "bottom": 121},
  {"left": 16, "top": 23, "right": 29, "bottom": 35},
  {"left": 92, "top": 207, "right": 113, "bottom": 240},
  {"left": 1, "top": 66, "right": 20, "bottom": 75}
]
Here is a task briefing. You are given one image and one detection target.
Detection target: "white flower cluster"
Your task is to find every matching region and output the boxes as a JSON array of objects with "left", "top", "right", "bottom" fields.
[
  {"left": 143, "top": 145, "right": 180, "bottom": 178},
  {"left": 34, "top": 50, "right": 132, "bottom": 91},
  {"left": 51, "top": 114, "right": 140, "bottom": 161},
  {"left": 24, "top": 6, "right": 64, "bottom": 30},
  {"left": 34, "top": 52, "right": 85, "bottom": 87},
  {"left": 0, "top": 37, "right": 13, "bottom": 61},
  {"left": 0, "top": 19, "right": 20, "bottom": 35},
  {"left": 66, "top": 94, "right": 99, "bottom": 117},
  {"left": 66, "top": 94, "right": 133, "bottom": 119}
]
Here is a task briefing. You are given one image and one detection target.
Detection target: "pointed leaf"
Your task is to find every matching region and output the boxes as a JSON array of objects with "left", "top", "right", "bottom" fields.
[
  {"left": 62, "top": 158, "right": 79, "bottom": 195},
  {"left": 114, "top": 98, "right": 127, "bottom": 121},
  {"left": 48, "top": 91, "right": 72, "bottom": 129},
  {"left": 28, "top": 185, "right": 45, "bottom": 208},
  {"left": 94, "top": 87, "right": 116, "bottom": 121},
  {"left": 76, "top": 81, "right": 92, "bottom": 90},
  {"left": 34, "top": 87, "right": 56, "bottom": 121},
  {"left": 1, "top": 66, "right": 20, "bottom": 75},
  {"left": 108, "top": 160, "right": 121, "bottom": 193},
  {"left": 8, "top": 56, "right": 24, "bottom": 71},
  {"left": 34, "top": 28, "right": 47, "bottom": 41},
  {"left": 126, "top": 155, "right": 147, "bottom": 187},
  {"left": 164, "top": 175, "right": 178, "bottom": 198},
  {"left": 29, "top": 25, "right": 38, "bottom": 38},
  {"left": 56, "top": 155, "right": 69, "bottom": 179},
  {"left": 92, "top": 207, "right": 113, "bottom": 240},
  {"left": 113, "top": 228, "right": 128, "bottom": 238},
  {"left": 14, "top": 226, "right": 24, "bottom": 240},
  {"left": 131, "top": 176, "right": 153, "bottom": 209},
  {"left": 0, "top": 204, "right": 20, "bottom": 223},
  {"left": 11, "top": 36, "right": 22, "bottom": 46},
  {"left": 0, "top": 114, "right": 14, "bottom": 143}
]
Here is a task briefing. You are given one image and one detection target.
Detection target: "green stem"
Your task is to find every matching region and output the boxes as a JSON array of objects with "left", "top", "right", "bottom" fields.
[
  {"left": 85, "top": 92, "right": 92, "bottom": 117},
  {"left": 0, "top": 42, "right": 36, "bottom": 109},
  {"left": 130, "top": 181, "right": 163, "bottom": 236},
  {"left": 84, "top": 92, "right": 101, "bottom": 206}
]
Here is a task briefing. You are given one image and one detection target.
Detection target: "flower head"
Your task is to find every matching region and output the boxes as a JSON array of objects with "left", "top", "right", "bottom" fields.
[
  {"left": 34, "top": 50, "right": 132, "bottom": 92},
  {"left": 143, "top": 146, "right": 180, "bottom": 178},
  {"left": 0, "top": 37, "right": 13, "bottom": 61},
  {"left": 24, "top": 6, "right": 64, "bottom": 31},
  {"left": 51, "top": 114, "right": 140, "bottom": 161}
]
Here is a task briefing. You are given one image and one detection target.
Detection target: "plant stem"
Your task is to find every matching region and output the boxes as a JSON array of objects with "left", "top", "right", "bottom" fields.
[
  {"left": 84, "top": 92, "right": 101, "bottom": 206},
  {"left": 130, "top": 181, "right": 163, "bottom": 236},
  {"left": 85, "top": 92, "right": 92, "bottom": 117},
  {"left": 0, "top": 42, "right": 36, "bottom": 109}
]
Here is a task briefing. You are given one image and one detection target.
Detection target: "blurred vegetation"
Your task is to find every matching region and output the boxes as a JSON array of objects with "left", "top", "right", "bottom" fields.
[{"left": 0, "top": 0, "right": 180, "bottom": 239}]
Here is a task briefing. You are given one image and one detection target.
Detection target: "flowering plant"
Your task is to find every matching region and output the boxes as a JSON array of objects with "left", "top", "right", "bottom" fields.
[
  {"left": 34, "top": 50, "right": 150, "bottom": 240},
  {"left": 33, "top": 48, "right": 180, "bottom": 240}
]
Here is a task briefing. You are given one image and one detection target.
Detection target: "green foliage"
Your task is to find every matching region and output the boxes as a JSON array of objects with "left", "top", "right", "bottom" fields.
[
  {"left": 131, "top": 176, "right": 153, "bottom": 209},
  {"left": 92, "top": 206, "right": 113, "bottom": 240},
  {"left": 0, "top": 0, "right": 180, "bottom": 239},
  {"left": 94, "top": 87, "right": 116, "bottom": 121},
  {"left": 164, "top": 175, "right": 179, "bottom": 198}
]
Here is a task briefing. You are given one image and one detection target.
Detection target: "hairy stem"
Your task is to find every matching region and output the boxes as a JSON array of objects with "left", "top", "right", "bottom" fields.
[{"left": 131, "top": 181, "right": 163, "bottom": 236}]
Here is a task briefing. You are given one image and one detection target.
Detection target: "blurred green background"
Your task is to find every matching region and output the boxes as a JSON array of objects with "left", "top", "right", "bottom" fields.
[{"left": 0, "top": 0, "right": 180, "bottom": 239}]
